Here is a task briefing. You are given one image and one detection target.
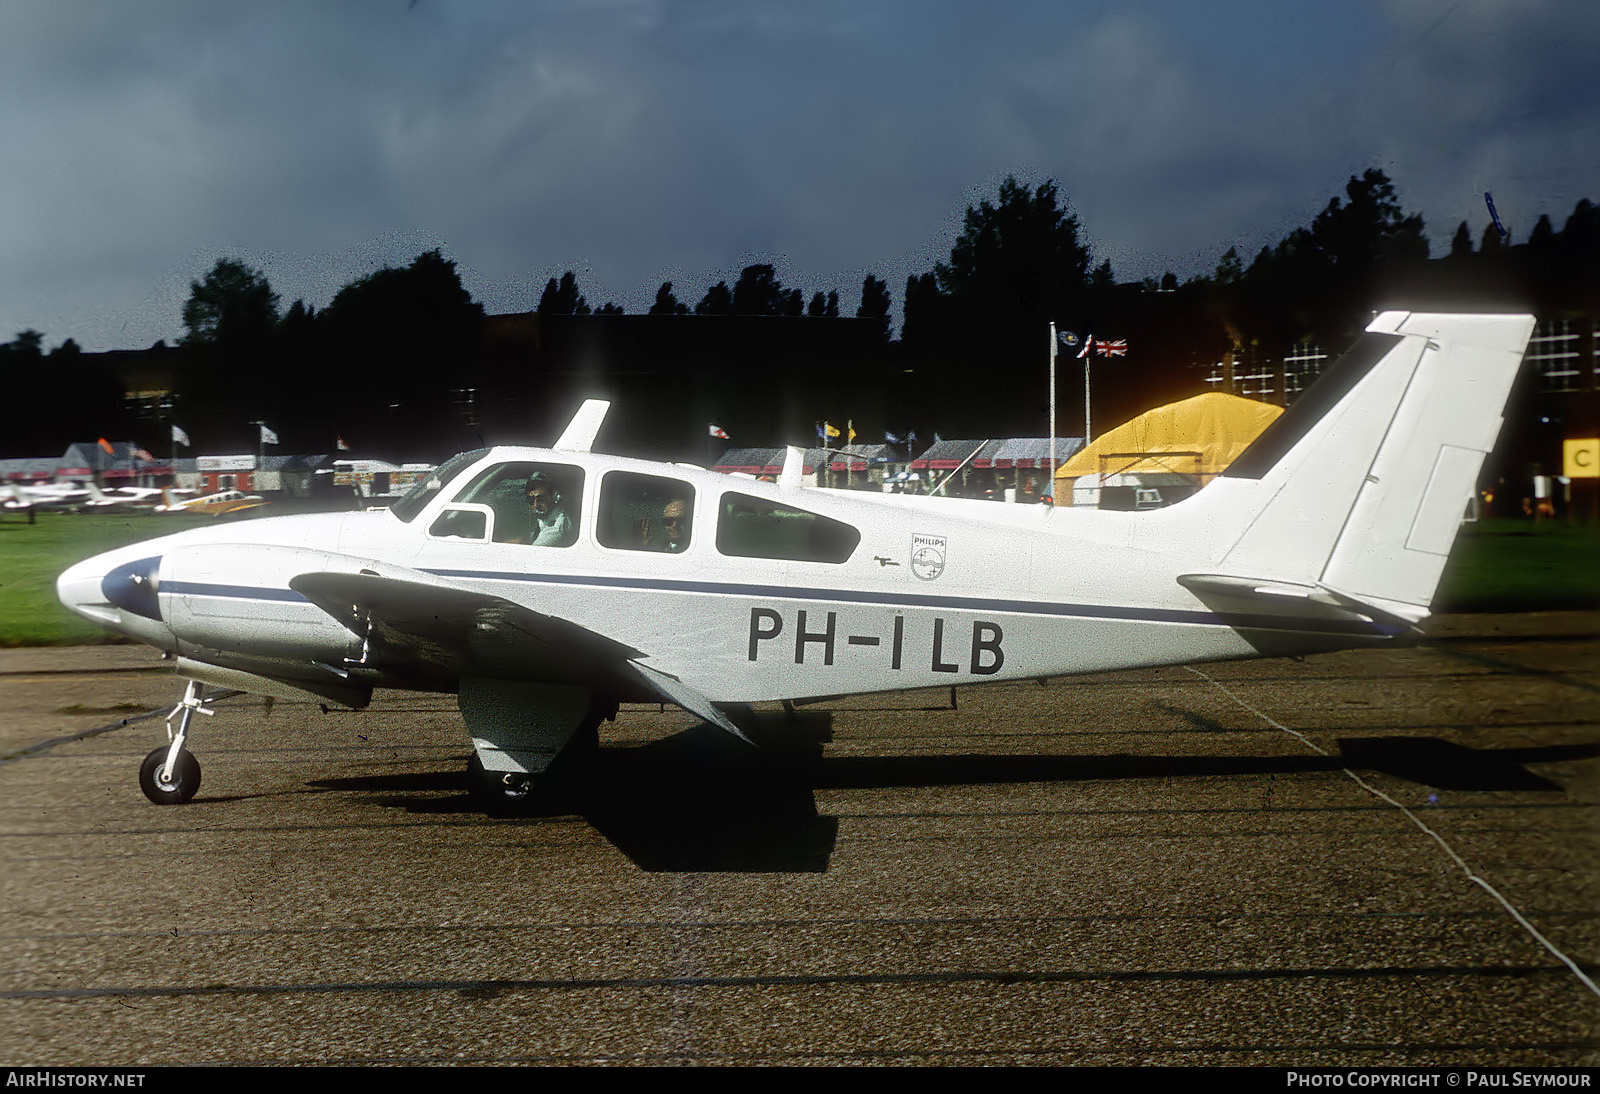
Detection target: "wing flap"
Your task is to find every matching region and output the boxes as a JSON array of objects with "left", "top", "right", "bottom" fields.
[
  {"left": 626, "top": 660, "right": 752, "bottom": 743},
  {"left": 289, "top": 570, "right": 642, "bottom": 682},
  {"left": 289, "top": 569, "right": 750, "bottom": 741}
]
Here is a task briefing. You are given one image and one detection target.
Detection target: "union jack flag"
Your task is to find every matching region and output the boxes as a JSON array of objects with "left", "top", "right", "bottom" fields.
[{"left": 1096, "top": 339, "right": 1128, "bottom": 357}]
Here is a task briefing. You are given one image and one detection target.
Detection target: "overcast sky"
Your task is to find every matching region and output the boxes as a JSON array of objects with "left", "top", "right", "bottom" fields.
[{"left": 2, "top": 0, "right": 1595, "bottom": 352}]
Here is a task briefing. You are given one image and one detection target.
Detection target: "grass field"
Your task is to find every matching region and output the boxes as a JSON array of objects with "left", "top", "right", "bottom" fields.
[
  {"left": 1433, "top": 517, "right": 1600, "bottom": 614},
  {"left": 0, "top": 510, "right": 211, "bottom": 646},
  {"left": 0, "top": 508, "right": 1594, "bottom": 647}
]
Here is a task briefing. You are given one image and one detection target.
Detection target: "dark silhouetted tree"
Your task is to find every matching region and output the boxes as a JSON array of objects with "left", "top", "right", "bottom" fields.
[
  {"left": 318, "top": 250, "right": 485, "bottom": 454},
  {"left": 8, "top": 329, "right": 44, "bottom": 356},
  {"left": 181, "top": 259, "right": 280, "bottom": 346},
  {"left": 857, "top": 275, "right": 891, "bottom": 341},
  {"left": 1528, "top": 214, "right": 1555, "bottom": 250},
  {"left": 925, "top": 176, "right": 1094, "bottom": 380},
  {"left": 649, "top": 282, "right": 689, "bottom": 315},
  {"left": 805, "top": 290, "right": 842, "bottom": 318},
  {"left": 538, "top": 271, "right": 590, "bottom": 316},
  {"left": 1213, "top": 247, "right": 1243, "bottom": 285},
  {"left": 695, "top": 281, "right": 733, "bottom": 316},
  {"left": 731, "top": 265, "right": 785, "bottom": 315},
  {"left": 1239, "top": 167, "right": 1429, "bottom": 346}
]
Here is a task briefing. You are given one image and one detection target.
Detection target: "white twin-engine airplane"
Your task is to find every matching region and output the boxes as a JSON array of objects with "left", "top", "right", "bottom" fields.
[{"left": 58, "top": 311, "right": 1535, "bottom": 811}]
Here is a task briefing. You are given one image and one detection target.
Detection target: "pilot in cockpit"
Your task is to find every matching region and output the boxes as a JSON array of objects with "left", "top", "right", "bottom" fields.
[{"left": 520, "top": 471, "right": 575, "bottom": 547}]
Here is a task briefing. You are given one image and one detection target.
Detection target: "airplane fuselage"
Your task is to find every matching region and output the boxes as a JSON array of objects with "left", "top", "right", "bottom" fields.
[{"left": 56, "top": 450, "right": 1387, "bottom": 709}]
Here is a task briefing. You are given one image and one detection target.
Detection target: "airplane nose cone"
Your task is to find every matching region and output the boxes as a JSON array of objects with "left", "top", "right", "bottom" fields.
[
  {"left": 56, "top": 552, "right": 162, "bottom": 627},
  {"left": 56, "top": 555, "right": 113, "bottom": 624},
  {"left": 101, "top": 556, "right": 163, "bottom": 620}
]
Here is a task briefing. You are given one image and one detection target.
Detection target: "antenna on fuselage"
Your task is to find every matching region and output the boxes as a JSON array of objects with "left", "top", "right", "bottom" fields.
[{"left": 553, "top": 399, "right": 610, "bottom": 453}]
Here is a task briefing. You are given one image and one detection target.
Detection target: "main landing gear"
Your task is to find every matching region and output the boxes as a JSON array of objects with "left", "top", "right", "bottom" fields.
[
  {"left": 138, "top": 680, "right": 211, "bottom": 804},
  {"left": 464, "top": 706, "right": 604, "bottom": 816}
]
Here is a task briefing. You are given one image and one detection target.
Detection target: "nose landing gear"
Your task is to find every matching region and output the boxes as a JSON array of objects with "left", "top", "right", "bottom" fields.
[{"left": 138, "top": 680, "right": 211, "bottom": 804}]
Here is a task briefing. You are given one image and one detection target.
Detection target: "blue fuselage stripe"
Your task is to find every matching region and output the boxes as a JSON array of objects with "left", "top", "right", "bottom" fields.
[
  {"left": 417, "top": 568, "right": 1390, "bottom": 637},
  {"left": 159, "top": 571, "right": 1392, "bottom": 637}
]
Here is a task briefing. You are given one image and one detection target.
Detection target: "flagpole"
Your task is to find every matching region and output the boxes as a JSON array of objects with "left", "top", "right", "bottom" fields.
[
  {"left": 1048, "top": 323, "right": 1057, "bottom": 496},
  {"left": 1083, "top": 340, "right": 1092, "bottom": 445}
]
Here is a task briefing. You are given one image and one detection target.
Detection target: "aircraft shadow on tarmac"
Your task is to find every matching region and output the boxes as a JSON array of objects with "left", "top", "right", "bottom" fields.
[{"left": 309, "top": 708, "right": 1597, "bottom": 873}]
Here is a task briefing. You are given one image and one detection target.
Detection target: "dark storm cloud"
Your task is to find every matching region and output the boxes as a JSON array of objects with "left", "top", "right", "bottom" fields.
[{"left": 0, "top": 0, "right": 1593, "bottom": 350}]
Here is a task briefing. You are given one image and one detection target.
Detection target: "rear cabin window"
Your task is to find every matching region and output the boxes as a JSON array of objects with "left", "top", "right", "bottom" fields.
[
  {"left": 716, "top": 492, "right": 860, "bottom": 564},
  {"left": 450, "top": 461, "right": 583, "bottom": 547},
  {"left": 598, "top": 472, "right": 694, "bottom": 553}
]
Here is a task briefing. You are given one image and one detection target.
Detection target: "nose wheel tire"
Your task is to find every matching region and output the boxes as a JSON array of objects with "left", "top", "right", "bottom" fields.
[{"left": 139, "top": 746, "right": 202, "bottom": 805}]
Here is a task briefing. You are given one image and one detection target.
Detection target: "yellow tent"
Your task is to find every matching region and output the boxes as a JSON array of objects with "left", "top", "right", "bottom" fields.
[{"left": 1054, "top": 391, "right": 1283, "bottom": 485}]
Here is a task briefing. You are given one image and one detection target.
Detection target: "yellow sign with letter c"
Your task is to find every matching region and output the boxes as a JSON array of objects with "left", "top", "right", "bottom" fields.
[{"left": 1565, "top": 438, "right": 1600, "bottom": 478}]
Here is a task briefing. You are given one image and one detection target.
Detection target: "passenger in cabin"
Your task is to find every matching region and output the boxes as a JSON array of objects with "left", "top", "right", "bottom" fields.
[{"left": 644, "top": 497, "right": 690, "bottom": 552}]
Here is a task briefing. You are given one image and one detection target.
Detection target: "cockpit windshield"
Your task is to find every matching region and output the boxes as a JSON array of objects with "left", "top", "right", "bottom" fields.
[{"left": 389, "top": 448, "right": 488, "bottom": 522}]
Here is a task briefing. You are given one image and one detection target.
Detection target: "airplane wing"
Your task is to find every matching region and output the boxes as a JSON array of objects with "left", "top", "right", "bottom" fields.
[{"left": 287, "top": 569, "right": 748, "bottom": 739}]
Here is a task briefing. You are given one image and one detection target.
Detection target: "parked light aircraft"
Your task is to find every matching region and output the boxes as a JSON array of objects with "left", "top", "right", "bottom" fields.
[
  {"left": 83, "top": 483, "right": 165, "bottom": 509},
  {"left": 8, "top": 481, "right": 93, "bottom": 510},
  {"left": 57, "top": 312, "right": 1536, "bottom": 810},
  {"left": 0, "top": 484, "right": 33, "bottom": 512},
  {"left": 155, "top": 487, "right": 266, "bottom": 516},
  {"left": 4, "top": 481, "right": 163, "bottom": 513}
]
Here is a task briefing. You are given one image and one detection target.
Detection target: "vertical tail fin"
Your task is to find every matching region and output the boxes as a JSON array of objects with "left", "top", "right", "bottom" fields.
[{"left": 1199, "top": 312, "right": 1534, "bottom": 620}]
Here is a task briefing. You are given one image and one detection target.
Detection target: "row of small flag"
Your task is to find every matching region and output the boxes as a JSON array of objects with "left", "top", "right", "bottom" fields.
[
  {"left": 97, "top": 424, "right": 354, "bottom": 460},
  {"left": 709, "top": 423, "right": 941, "bottom": 448}
]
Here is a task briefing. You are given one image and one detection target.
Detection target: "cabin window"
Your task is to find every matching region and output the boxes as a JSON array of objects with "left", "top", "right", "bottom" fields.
[
  {"left": 427, "top": 506, "right": 489, "bottom": 541},
  {"left": 451, "top": 461, "right": 584, "bottom": 547},
  {"left": 598, "top": 472, "right": 694, "bottom": 553},
  {"left": 391, "top": 448, "right": 488, "bottom": 522},
  {"left": 716, "top": 492, "right": 860, "bottom": 564}
]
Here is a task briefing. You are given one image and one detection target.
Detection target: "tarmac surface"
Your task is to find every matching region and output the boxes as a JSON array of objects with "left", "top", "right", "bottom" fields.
[{"left": 0, "top": 612, "right": 1596, "bottom": 1067}]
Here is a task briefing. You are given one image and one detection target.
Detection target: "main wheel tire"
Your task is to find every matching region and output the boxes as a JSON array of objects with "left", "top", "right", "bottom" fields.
[
  {"left": 139, "top": 746, "right": 201, "bottom": 805},
  {"left": 466, "top": 755, "right": 534, "bottom": 815}
]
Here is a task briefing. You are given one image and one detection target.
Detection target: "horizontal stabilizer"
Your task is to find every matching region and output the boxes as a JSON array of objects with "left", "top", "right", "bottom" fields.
[{"left": 1176, "top": 573, "right": 1420, "bottom": 634}]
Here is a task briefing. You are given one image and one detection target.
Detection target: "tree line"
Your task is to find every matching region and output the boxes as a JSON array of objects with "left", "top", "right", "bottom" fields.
[{"left": 3, "top": 168, "right": 1597, "bottom": 458}]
